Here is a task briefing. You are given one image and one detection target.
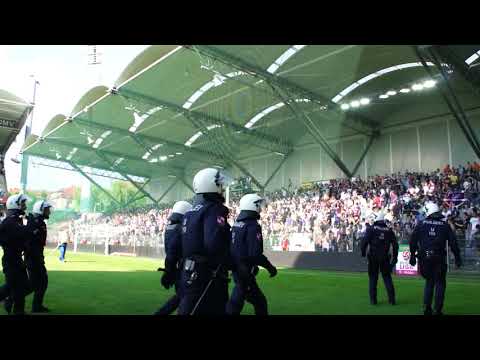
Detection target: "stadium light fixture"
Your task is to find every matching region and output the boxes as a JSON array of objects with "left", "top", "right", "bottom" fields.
[
  {"left": 168, "top": 154, "right": 174, "bottom": 158},
  {"left": 360, "top": 98, "right": 370, "bottom": 105},
  {"left": 399, "top": 88, "right": 411, "bottom": 93},
  {"left": 176, "top": 152, "right": 182, "bottom": 155},
  {"left": 379, "top": 94, "right": 389, "bottom": 99},
  {"left": 350, "top": 100, "right": 360, "bottom": 108},
  {"left": 274, "top": 152, "right": 285, "bottom": 156},
  {"left": 386, "top": 90, "right": 397, "bottom": 96},
  {"left": 340, "top": 103, "right": 350, "bottom": 110},
  {"left": 412, "top": 83, "right": 424, "bottom": 91},
  {"left": 423, "top": 80, "right": 436, "bottom": 88},
  {"left": 159, "top": 156, "right": 168, "bottom": 161}
]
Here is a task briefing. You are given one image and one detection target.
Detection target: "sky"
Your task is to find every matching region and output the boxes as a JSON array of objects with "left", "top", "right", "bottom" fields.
[{"left": 0, "top": 45, "right": 149, "bottom": 191}]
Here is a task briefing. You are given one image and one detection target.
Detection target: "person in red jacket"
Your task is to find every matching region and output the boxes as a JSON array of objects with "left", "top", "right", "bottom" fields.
[{"left": 281, "top": 236, "right": 289, "bottom": 251}]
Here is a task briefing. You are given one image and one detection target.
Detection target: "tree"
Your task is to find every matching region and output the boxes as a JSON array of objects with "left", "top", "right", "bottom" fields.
[
  {"left": 89, "top": 180, "right": 151, "bottom": 214},
  {"left": 71, "top": 186, "right": 82, "bottom": 212}
]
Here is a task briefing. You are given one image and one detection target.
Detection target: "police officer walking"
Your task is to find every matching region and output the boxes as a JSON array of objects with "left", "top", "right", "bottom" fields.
[
  {"left": 154, "top": 200, "right": 192, "bottom": 315},
  {"left": 361, "top": 211, "right": 398, "bottom": 305},
  {"left": 0, "top": 194, "right": 33, "bottom": 315},
  {"left": 409, "top": 202, "right": 462, "bottom": 315},
  {"left": 226, "top": 193, "right": 277, "bottom": 315},
  {"left": 25, "top": 200, "right": 53, "bottom": 313},
  {"left": 177, "top": 168, "right": 232, "bottom": 316}
]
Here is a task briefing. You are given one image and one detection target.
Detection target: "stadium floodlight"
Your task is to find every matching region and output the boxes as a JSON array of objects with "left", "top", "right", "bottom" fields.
[
  {"left": 168, "top": 154, "right": 174, "bottom": 158},
  {"left": 412, "top": 83, "right": 424, "bottom": 91},
  {"left": 360, "top": 98, "right": 370, "bottom": 105},
  {"left": 340, "top": 103, "right": 350, "bottom": 110},
  {"left": 423, "top": 80, "right": 436, "bottom": 88},
  {"left": 176, "top": 152, "right": 182, "bottom": 155},
  {"left": 350, "top": 100, "right": 360, "bottom": 108},
  {"left": 159, "top": 156, "right": 168, "bottom": 161},
  {"left": 400, "top": 88, "right": 411, "bottom": 93},
  {"left": 379, "top": 94, "right": 389, "bottom": 99},
  {"left": 386, "top": 90, "right": 397, "bottom": 96}
]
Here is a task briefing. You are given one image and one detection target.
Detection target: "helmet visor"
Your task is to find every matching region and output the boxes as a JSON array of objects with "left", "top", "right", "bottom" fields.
[
  {"left": 254, "top": 198, "right": 267, "bottom": 211},
  {"left": 215, "top": 170, "right": 234, "bottom": 188}
]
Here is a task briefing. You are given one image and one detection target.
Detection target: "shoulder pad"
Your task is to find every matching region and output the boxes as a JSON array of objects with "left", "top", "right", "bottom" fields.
[{"left": 192, "top": 204, "right": 204, "bottom": 212}]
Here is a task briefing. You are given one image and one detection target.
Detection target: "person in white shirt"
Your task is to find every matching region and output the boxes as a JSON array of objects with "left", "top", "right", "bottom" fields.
[{"left": 468, "top": 209, "right": 480, "bottom": 247}]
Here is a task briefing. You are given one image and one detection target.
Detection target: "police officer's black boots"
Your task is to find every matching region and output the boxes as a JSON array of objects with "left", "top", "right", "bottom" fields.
[
  {"left": 433, "top": 306, "right": 444, "bottom": 316},
  {"left": 423, "top": 305, "right": 433, "bottom": 316},
  {"left": 32, "top": 305, "right": 50, "bottom": 313},
  {"left": 3, "top": 297, "right": 12, "bottom": 314}
]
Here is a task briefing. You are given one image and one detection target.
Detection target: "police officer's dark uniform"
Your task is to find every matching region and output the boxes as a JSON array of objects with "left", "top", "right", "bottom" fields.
[
  {"left": 154, "top": 212, "right": 185, "bottom": 315},
  {"left": 226, "top": 209, "right": 277, "bottom": 315},
  {"left": 409, "top": 206, "right": 462, "bottom": 315},
  {"left": 177, "top": 192, "right": 231, "bottom": 315},
  {"left": 361, "top": 216, "right": 398, "bottom": 305},
  {"left": 25, "top": 212, "right": 50, "bottom": 313},
  {"left": 0, "top": 206, "right": 33, "bottom": 315}
]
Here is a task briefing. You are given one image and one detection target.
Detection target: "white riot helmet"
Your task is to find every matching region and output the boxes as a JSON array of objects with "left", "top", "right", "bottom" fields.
[
  {"left": 424, "top": 202, "right": 440, "bottom": 217},
  {"left": 32, "top": 200, "right": 54, "bottom": 215},
  {"left": 374, "top": 211, "right": 385, "bottom": 222},
  {"left": 171, "top": 201, "right": 192, "bottom": 215},
  {"left": 6, "top": 194, "right": 30, "bottom": 210},
  {"left": 239, "top": 193, "right": 266, "bottom": 213},
  {"left": 192, "top": 168, "right": 233, "bottom": 194}
]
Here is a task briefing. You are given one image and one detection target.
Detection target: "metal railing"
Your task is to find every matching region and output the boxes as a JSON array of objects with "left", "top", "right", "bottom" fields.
[{"left": 47, "top": 223, "right": 479, "bottom": 274}]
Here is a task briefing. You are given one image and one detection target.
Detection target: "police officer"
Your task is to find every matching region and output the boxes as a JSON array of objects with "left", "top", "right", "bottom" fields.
[
  {"left": 361, "top": 211, "right": 398, "bottom": 305},
  {"left": 0, "top": 194, "right": 33, "bottom": 315},
  {"left": 177, "top": 168, "right": 232, "bottom": 316},
  {"left": 409, "top": 202, "right": 462, "bottom": 315},
  {"left": 25, "top": 200, "right": 53, "bottom": 313},
  {"left": 154, "top": 200, "right": 192, "bottom": 315},
  {"left": 226, "top": 193, "right": 277, "bottom": 315}
]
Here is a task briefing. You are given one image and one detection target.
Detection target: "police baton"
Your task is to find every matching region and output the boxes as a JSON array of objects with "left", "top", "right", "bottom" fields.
[{"left": 190, "top": 264, "right": 222, "bottom": 316}]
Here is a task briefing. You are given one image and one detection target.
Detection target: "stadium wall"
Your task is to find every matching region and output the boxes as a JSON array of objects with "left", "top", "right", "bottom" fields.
[{"left": 53, "top": 242, "right": 368, "bottom": 272}]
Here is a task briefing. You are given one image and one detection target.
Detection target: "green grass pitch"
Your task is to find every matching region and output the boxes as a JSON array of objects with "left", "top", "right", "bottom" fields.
[{"left": 1, "top": 251, "right": 479, "bottom": 315}]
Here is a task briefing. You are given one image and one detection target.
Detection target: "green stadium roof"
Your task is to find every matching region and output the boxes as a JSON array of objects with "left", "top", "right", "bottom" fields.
[
  {"left": 21, "top": 45, "right": 480, "bottom": 185},
  {"left": 0, "top": 89, "right": 33, "bottom": 154}
]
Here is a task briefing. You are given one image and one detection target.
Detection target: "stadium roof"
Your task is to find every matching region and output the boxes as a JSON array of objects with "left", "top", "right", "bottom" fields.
[
  {"left": 21, "top": 45, "right": 480, "bottom": 191},
  {"left": 0, "top": 89, "right": 33, "bottom": 155}
]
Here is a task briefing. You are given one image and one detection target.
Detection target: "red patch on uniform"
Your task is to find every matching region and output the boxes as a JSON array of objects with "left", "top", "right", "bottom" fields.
[{"left": 217, "top": 216, "right": 225, "bottom": 225}]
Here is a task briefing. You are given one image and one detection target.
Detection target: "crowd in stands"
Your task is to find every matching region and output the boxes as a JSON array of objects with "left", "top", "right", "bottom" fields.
[{"left": 61, "top": 162, "right": 480, "bottom": 253}]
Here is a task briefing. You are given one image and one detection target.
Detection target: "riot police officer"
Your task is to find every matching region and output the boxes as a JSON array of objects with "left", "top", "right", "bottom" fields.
[
  {"left": 409, "top": 202, "right": 462, "bottom": 315},
  {"left": 226, "top": 193, "right": 277, "bottom": 315},
  {"left": 361, "top": 211, "right": 398, "bottom": 305},
  {"left": 0, "top": 194, "right": 32, "bottom": 315},
  {"left": 25, "top": 200, "right": 53, "bottom": 313},
  {"left": 177, "top": 168, "right": 232, "bottom": 315},
  {"left": 154, "top": 200, "right": 192, "bottom": 315}
]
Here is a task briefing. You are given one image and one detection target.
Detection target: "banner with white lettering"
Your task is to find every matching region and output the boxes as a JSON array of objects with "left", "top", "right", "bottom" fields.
[{"left": 396, "top": 244, "right": 418, "bottom": 276}]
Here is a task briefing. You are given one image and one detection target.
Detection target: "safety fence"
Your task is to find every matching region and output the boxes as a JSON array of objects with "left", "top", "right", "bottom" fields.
[{"left": 47, "top": 224, "right": 479, "bottom": 273}]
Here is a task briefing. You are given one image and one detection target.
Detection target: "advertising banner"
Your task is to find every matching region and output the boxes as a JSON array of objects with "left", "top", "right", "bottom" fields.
[{"left": 396, "top": 244, "right": 418, "bottom": 276}]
